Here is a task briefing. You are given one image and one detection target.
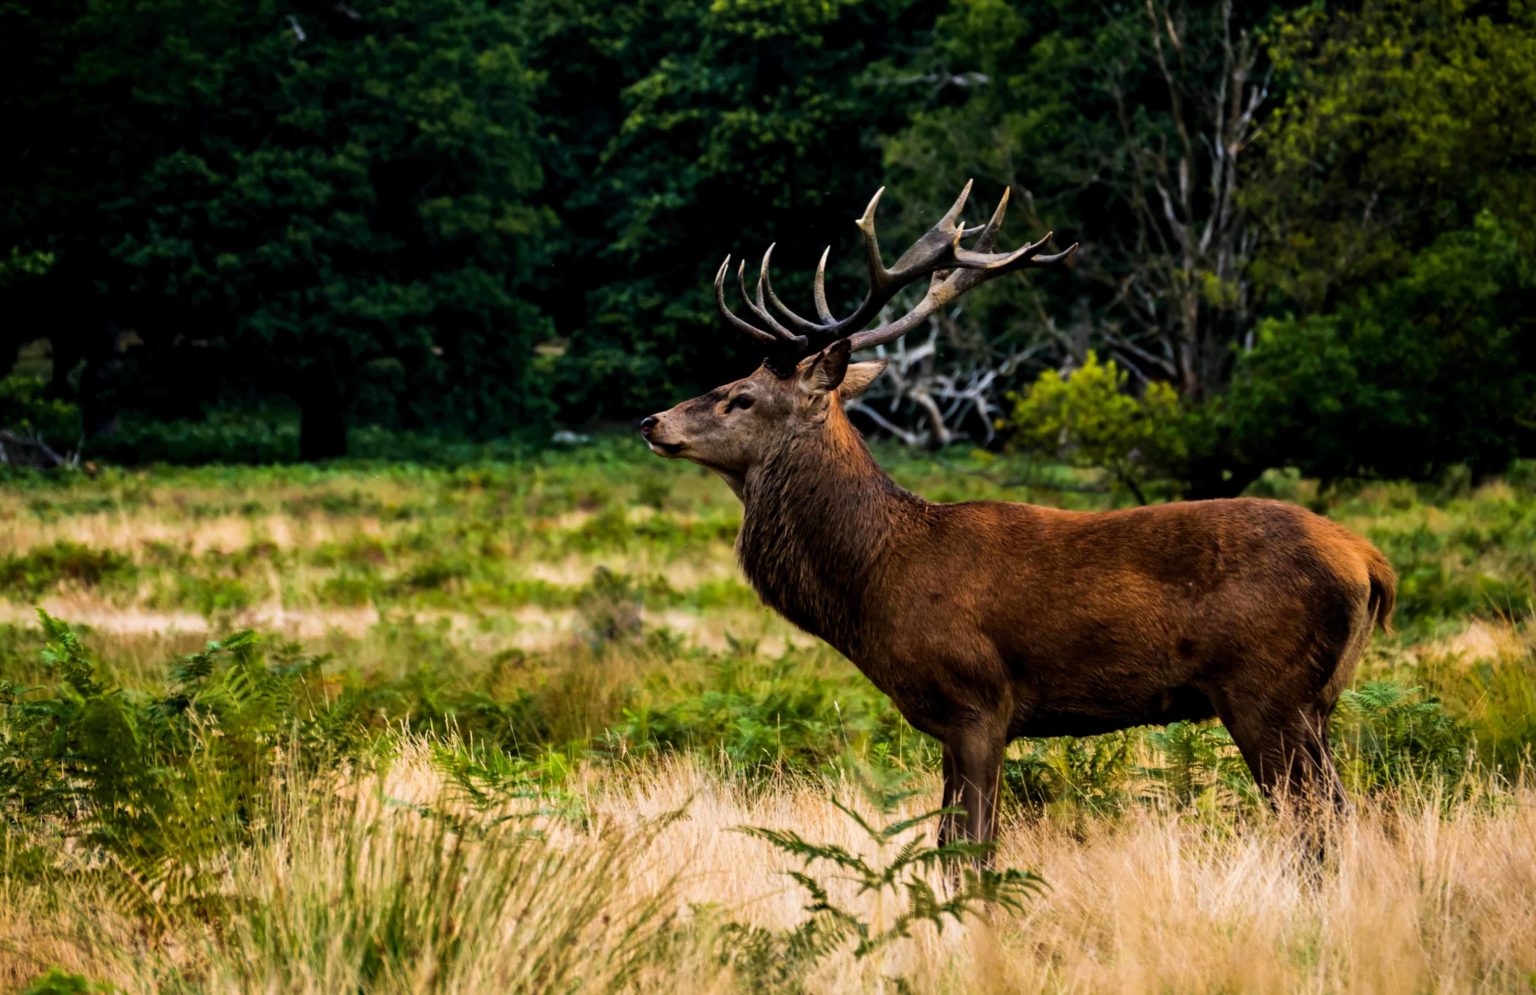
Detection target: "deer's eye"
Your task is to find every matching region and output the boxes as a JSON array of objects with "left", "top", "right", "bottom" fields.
[{"left": 726, "top": 395, "right": 754, "bottom": 413}]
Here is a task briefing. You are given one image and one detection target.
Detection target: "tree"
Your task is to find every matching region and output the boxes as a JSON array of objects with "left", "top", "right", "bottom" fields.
[
  {"left": 1249, "top": 0, "right": 1536, "bottom": 310},
  {"left": 1220, "top": 214, "right": 1536, "bottom": 483},
  {"left": 520, "top": 0, "right": 940, "bottom": 420},
  {"left": 1214, "top": 1, "right": 1536, "bottom": 483},
  {"left": 881, "top": 0, "right": 1290, "bottom": 402},
  {"left": 2, "top": 0, "right": 549, "bottom": 458}
]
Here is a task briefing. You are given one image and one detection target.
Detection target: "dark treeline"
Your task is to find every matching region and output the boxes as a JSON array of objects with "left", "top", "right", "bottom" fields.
[{"left": 1, "top": 0, "right": 1532, "bottom": 487}]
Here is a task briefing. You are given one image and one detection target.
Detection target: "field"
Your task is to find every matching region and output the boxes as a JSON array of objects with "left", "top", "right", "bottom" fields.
[{"left": 3, "top": 441, "right": 1535, "bottom": 993}]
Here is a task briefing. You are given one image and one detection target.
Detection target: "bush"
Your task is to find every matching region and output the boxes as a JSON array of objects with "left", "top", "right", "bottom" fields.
[
  {"left": 1003, "top": 351, "right": 1188, "bottom": 503},
  {"left": 0, "top": 375, "right": 81, "bottom": 448},
  {"left": 1332, "top": 681, "right": 1471, "bottom": 795},
  {"left": 724, "top": 762, "right": 1042, "bottom": 986},
  {"left": 85, "top": 407, "right": 300, "bottom": 465},
  {"left": 1217, "top": 215, "right": 1536, "bottom": 484},
  {"left": 0, "top": 614, "right": 345, "bottom": 911}
]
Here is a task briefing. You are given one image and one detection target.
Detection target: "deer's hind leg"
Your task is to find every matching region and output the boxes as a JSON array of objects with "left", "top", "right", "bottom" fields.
[
  {"left": 1210, "top": 593, "right": 1367, "bottom": 818},
  {"left": 1210, "top": 692, "right": 1339, "bottom": 807}
]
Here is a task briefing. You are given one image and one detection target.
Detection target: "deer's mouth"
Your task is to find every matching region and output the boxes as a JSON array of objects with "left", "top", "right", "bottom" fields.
[{"left": 647, "top": 440, "right": 686, "bottom": 457}]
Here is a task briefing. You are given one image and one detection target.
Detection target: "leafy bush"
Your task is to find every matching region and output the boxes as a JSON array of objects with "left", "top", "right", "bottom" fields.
[
  {"left": 17, "top": 969, "right": 115, "bottom": 995},
  {"left": 607, "top": 650, "right": 924, "bottom": 775},
  {"left": 1219, "top": 215, "right": 1536, "bottom": 484},
  {"left": 1141, "top": 721, "right": 1254, "bottom": 808},
  {"left": 1004, "top": 351, "right": 1188, "bottom": 503},
  {"left": 85, "top": 407, "right": 300, "bottom": 465},
  {"left": 0, "top": 614, "right": 349, "bottom": 908},
  {"left": 0, "top": 375, "right": 80, "bottom": 446},
  {"left": 1003, "top": 733, "right": 1136, "bottom": 815}
]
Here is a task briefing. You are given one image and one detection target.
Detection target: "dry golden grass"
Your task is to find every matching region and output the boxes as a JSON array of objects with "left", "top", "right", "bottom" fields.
[{"left": 5, "top": 743, "right": 1533, "bottom": 994}]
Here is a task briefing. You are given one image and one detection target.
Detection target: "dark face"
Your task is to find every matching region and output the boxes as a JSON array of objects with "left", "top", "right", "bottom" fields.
[{"left": 639, "top": 342, "right": 887, "bottom": 482}]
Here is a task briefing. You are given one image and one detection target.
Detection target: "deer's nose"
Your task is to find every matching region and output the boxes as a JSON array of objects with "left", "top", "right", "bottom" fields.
[{"left": 640, "top": 416, "right": 658, "bottom": 438}]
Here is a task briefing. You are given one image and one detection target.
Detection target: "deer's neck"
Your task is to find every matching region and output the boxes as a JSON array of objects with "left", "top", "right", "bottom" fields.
[{"left": 735, "top": 409, "right": 922, "bottom": 656}]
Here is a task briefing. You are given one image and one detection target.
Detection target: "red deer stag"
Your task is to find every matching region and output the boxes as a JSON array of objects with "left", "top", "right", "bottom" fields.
[{"left": 640, "top": 183, "right": 1396, "bottom": 849}]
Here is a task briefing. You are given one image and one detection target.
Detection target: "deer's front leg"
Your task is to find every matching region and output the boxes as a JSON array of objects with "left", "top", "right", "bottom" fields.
[
  {"left": 937, "top": 743, "right": 960, "bottom": 849},
  {"left": 948, "top": 721, "right": 1007, "bottom": 860}
]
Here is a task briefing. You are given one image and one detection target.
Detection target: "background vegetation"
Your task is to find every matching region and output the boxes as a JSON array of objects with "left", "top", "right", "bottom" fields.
[{"left": 2, "top": 0, "right": 1532, "bottom": 483}]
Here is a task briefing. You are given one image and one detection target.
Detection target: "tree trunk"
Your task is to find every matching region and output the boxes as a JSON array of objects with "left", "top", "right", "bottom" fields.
[
  {"left": 297, "top": 381, "right": 349, "bottom": 461},
  {"left": 78, "top": 320, "right": 124, "bottom": 438}
]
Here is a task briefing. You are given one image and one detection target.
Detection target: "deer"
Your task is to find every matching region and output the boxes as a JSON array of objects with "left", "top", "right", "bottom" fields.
[{"left": 639, "top": 182, "right": 1396, "bottom": 852}]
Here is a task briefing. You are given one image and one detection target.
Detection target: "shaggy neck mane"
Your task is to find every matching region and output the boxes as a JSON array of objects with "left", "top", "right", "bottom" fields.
[{"left": 735, "top": 402, "right": 922, "bottom": 656}]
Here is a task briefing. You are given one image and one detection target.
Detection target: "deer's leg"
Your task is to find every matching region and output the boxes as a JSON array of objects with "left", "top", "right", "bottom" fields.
[
  {"left": 1215, "top": 695, "right": 1347, "bottom": 822},
  {"left": 937, "top": 743, "right": 960, "bottom": 849},
  {"left": 1210, "top": 695, "right": 1300, "bottom": 806},
  {"left": 949, "top": 723, "right": 1006, "bottom": 859},
  {"left": 1290, "top": 706, "right": 1352, "bottom": 817}
]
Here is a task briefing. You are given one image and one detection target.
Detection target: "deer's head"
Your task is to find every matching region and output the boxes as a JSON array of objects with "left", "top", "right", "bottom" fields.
[{"left": 641, "top": 182, "right": 1076, "bottom": 488}]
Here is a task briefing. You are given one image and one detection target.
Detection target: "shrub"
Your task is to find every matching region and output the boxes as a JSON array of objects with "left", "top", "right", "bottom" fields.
[
  {"left": 1003, "top": 351, "right": 1188, "bottom": 503},
  {"left": 1003, "top": 733, "right": 1137, "bottom": 815},
  {"left": 0, "top": 613, "right": 343, "bottom": 914},
  {"left": 606, "top": 651, "right": 924, "bottom": 775},
  {"left": 1218, "top": 215, "right": 1536, "bottom": 484},
  {"left": 17, "top": 969, "right": 115, "bottom": 995},
  {"left": 0, "top": 375, "right": 81, "bottom": 449}
]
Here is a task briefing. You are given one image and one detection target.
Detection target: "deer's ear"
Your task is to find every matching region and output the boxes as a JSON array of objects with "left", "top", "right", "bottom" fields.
[
  {"left": 800, "top": 339, "right": 852, "bottom": 395},
  {"left": 839, "top": 360, "right": 887, "bottom": 400}
]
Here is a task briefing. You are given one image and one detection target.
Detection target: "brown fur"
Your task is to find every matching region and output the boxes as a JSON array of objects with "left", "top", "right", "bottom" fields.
[{"left": 643, "top": 341, "right": 1397, "bottom": 849}]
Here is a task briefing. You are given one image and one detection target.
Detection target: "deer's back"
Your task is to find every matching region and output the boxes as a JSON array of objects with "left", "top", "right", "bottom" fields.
[{"left": 858, "top": 497, "right": 1385, "bottom": 737}]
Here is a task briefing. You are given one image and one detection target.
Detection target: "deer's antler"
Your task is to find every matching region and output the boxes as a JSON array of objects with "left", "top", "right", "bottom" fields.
[{"left": 716, "top": 182, "right": 1077, "bottom": 373}]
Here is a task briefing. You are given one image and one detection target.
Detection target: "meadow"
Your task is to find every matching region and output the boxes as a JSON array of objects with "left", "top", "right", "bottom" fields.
[{"left": 2, "top": 440, "right": 1535, "bottom": 993}]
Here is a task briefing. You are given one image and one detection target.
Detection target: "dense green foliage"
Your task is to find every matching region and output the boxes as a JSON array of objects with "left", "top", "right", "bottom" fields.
[
  {"left": 1230, "top": 1, "right": 1536, "bottom": 483},
  {"left": 2, "top": 0, "right": 1532, "bottom": 480},
  {"left": 3, "top": 0, "right": 549, "bottom": 456},
  {"left": 1222, "top": 215, "right": 1536, "bottom": 482}
]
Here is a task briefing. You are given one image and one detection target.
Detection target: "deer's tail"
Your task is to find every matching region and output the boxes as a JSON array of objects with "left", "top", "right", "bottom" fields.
[{"left": 1362, "top": 544, "right": 1397, "bottom": 635}]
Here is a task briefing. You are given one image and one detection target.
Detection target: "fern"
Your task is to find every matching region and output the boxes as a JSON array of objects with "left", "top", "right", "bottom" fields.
[
  {"left": 1334, "top": 681, "right": 1471, "bottom": 794},
  {"left": 725, "top": 763, "right": 1043, "bottom": 986}
]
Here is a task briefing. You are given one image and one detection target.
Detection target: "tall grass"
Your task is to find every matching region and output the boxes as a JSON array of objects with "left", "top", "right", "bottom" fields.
[{"left": 6, "top": 745, "right": 1533, "bottom": 993}]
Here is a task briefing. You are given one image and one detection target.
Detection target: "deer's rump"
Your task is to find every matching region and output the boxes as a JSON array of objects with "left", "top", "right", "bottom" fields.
[{"left": 873, "top": 497, "right": 1393, "bottom": 741}]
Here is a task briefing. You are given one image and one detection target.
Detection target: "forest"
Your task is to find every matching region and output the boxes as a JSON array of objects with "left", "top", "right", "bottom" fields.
[
  {"left": 2, "top": 2, "right": 1535, "bottom": 993},
  {"left": 2, "top": 0, "right": 1531, "bottom": 484}
]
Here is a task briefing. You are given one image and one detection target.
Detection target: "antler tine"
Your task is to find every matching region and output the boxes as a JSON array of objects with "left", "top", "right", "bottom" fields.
[
  {"left": 760, "top": 244, "right": 833, "bottom": 336},
  {"left": 853, "top": 186, "right": 892, "bottom": 296},
  {"left": 736, "top": 258, "right": 804, "bottom": 345},
  {"left": 971, "top": 187, "right": 1010, "bottom": 253},
  {"left": 819, "top": 180, "right": 978, "bottom": 340},
  {"left": 954, "top": 229, "right": 1080, "bottom": 271},
  {"left": 812, "top": 246, "right": 836, "bottom": 324},
  {"left": 937, "top": 177, "right": 975, "bottom": 228},
  {"left": 714, "top": 256, "right": 779, "bottom": 346},
  {"left": 1028, "top": 243, "right": 1080, "bottom": 266}
]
